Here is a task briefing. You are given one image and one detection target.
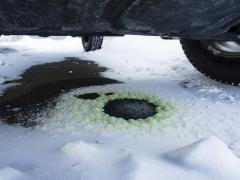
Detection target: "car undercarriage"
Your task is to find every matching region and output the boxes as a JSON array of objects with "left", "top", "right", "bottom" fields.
[{"left": 0, "top": 0, "right": 239, "bottom": 39}]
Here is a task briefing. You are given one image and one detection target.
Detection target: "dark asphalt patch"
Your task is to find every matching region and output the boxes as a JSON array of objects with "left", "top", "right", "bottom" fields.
[
  {"left": 0, "top": 58, "right": 119, "bottom": 127},
  {"left": 104, "top": 99, "right": 157, "bottom": 120}
]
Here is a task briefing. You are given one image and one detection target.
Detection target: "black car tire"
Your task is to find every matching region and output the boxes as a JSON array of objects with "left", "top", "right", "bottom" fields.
[
  {"left": 180, "top": 39, "right": 240, "bottom": 85},
  {"left": 81, "top": 36, "right": 103, "bottom": 52}
]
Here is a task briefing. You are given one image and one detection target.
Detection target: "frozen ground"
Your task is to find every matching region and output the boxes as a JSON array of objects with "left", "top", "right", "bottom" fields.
[{"left": 1, "top": 36, "right": 240, "bottom": 180}]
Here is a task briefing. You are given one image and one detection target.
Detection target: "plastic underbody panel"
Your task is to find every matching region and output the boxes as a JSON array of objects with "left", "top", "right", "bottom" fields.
[{"left": 0, "top": 0, "right": 240, "bottom": 39}]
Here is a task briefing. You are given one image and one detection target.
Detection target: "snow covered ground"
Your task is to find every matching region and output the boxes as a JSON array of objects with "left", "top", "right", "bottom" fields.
[{"left": 1, "top": 36, "right": 240, "bottom": 180}]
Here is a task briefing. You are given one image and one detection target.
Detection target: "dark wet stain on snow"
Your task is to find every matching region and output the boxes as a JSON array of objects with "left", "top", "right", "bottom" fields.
[
  {"left": 76, "top": 93, "right": 101, "bottom": 100},
  {"left": 0, "top": 57, "right": 119, "bottom": 127},
  {"left": 105, "top": 92, "right": 114, "bottom": 96},
  {"left": 104, "top": 99, "right": 157, "bottom": 120}
]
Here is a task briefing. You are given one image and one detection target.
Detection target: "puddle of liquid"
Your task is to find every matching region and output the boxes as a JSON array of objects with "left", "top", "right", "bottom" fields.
[{"left": 0, "top": 57, "right": 119, "bottom": 127}]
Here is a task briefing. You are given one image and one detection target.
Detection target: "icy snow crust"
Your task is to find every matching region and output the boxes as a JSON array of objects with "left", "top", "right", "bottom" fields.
[{"left": 1, "top": 36, "right": 240, "bottom": 179}]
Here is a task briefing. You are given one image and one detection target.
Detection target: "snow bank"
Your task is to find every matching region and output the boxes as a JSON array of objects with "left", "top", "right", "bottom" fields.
[
  {"left": 61, "top": 141, "right": 101, "bottom": 163},
  {"left": 59, "top": 137, "right": 240, "bottom": 180},
  {"left": 0, "top": 167, "right": 26, "bottom": 180},
  {"left": 122, "top": 136, "right": 240, "bottom": 180},
  {"left": 123, "top": 157, "right": 209, "bottom": 180},
  {"left": 167, "top": 136, "right": 240, "bottom": 180}
]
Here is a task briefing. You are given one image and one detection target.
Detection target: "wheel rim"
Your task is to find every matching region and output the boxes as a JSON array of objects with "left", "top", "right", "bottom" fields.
[{"left": 202, "top": 41, "right": 240, "bottom": 57}]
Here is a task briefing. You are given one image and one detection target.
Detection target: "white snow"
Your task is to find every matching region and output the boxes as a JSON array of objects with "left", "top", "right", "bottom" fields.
[
  {"left": 121, "top": 157, "right": 210, "bottom": 180},
  {"left": 61, "top": 141, "right": 102, "bottom": 163},
  {"left": 58, "top": 137, "right": 240, "bottom": 180},
  {"left": 167, "top": 136, "right": 240, "bottom": 180},
  {"left": 0, "top": 167, "right": 26, "bottom": 180},
  {"left": 1, "top": 35, "right": 240, "bottom": 179}
]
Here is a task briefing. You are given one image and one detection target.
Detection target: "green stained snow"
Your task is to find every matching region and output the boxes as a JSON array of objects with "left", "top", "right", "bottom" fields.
[
  {"left": 74, "top": 90, "right": 174, "bottom": 128},
  {"left": 40, "top": 88, "right": 175, "bottom": 134}
]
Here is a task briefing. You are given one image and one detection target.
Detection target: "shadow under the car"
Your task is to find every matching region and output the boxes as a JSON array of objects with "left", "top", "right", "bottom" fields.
[
  {"left": 0, "top": 57, "right": 119, "bottom": 127},
  {"left": 0, "top": 47, "right": 18, "bottom": 54}
]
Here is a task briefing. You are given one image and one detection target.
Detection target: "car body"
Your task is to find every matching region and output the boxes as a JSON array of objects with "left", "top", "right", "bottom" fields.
[{"left": 0, "top": 0, "right": 240, "bottom": 40}]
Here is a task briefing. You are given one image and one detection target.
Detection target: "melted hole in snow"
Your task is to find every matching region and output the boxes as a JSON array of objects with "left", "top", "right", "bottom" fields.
[
  {"left": 75, "top": 93, "right": 101, "bottom": 100},
  {"left": 104, "top": 99, "right": 157, "bottom": 120},
  {"left": 105, "top": 92, "right": 114, "bottom": 96}
]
